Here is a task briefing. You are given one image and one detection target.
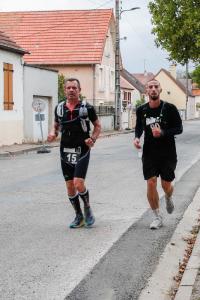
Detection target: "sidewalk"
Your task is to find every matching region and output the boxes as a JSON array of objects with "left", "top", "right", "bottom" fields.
[
  {"left": 173, "top": 191, "right": 200, "bottom": 300},
  {"left": 0, "top": 129, "right": 133, "bottom": 157},
  {"left": 138, "top": 185, "right": 200, "bottom": 300}
]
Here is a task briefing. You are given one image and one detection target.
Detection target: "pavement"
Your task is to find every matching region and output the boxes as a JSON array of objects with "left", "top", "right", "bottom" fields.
[
  {"left": 0, "top": 129, "right": 132, "bottom": 157},
  {"left": 1, "top": 129, "right": 200, "bottom": 300}
]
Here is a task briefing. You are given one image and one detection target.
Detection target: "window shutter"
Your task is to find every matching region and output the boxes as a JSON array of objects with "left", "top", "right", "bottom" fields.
[{"left": 3, "top": 63, "right": 14, "bottom": 110}]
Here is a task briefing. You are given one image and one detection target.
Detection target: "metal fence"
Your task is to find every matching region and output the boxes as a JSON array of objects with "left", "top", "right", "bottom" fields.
[{"left": 94, "top": 106, "right": 115, "bottom": 116}]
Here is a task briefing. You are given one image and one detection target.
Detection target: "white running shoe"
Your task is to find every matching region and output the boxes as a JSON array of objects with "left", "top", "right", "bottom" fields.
[
  {"left": 150, "top": 215, "right": 163, "bottom": 230},
  {"left": 165, "top": 195, "right": 174, "bottom": 214}
]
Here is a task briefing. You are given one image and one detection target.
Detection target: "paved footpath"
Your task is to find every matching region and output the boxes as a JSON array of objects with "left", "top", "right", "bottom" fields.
[
  {"left": 0, "top": 130, "right": 131, "bottom": 157},
  {"left": 1, "top": 129, "right": 200, "bottom": 299}
]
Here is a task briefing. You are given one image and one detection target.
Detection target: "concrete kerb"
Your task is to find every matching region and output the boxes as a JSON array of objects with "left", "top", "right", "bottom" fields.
[
  {"left": 174, "top": 224, "right": 200, "bottom": 300},
  {"left": 138, "top": 188, "right": 200, "bottom": 300},
  {"left": 0, "top": 129, "right": 134, "bottom": 157}
]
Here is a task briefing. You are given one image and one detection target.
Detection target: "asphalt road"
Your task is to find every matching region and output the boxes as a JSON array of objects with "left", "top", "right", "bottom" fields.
[{"left": 1, "top": 120, "right": 200, "bottom": 300}]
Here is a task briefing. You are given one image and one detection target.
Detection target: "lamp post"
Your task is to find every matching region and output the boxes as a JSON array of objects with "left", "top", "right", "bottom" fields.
[
  {"left": 185, "top": 60, "right": 189, "bottom": 120},
  {"left": 114, "top": 0, "right": 140, "bottom": 130}
]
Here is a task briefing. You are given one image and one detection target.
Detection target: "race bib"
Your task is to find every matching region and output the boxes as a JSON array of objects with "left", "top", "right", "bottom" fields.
[{"left": 62, "top": 147, "right": 81, "bottom": 165}]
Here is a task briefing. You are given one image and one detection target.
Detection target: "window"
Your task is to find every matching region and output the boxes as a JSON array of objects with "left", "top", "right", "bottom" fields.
[
  {"left": 128, "top": 92, "right": 131, "bottom": 103},
  {"left": 99, "top": 66, "right": 105, "bottom": 92},
  {"left": 110, "top": 70, "right": 114, "bottom": 92},
  {"left": 3, "top": 63, "right": 14, "bottom": 110},
  {"left": 123, "top": 91, "right": 127, "bottom": 100}
]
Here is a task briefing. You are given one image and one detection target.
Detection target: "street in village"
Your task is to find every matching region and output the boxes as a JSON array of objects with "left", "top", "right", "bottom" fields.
[{"left": 1, "top": 120, "right": 200, "bottom": 300}]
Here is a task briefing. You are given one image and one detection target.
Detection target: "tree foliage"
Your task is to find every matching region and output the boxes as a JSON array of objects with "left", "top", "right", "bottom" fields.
[
  {"left": 135, "top": 97, "right": 145, "bottom": 108},
  {"left": 58, "top": 73, "right": 65, "bottom": 102},
  {"left": 148, "top": 0, "right": 200, "bottom": 65},
  {"left": 191, "top": 65, "right": 200, "bottom": 87}
]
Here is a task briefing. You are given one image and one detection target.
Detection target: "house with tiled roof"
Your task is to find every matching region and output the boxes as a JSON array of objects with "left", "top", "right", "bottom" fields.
[
  {"left": 120, "top": 68, "right": 146, "bottom": 129},
  {"left": 132, "top": 72, "right": 155, "bottom": 86},
  {"left": 0, "top": 30, "right": 58, "bottom": 146},
  {"left": 0, "top": 31, "right": 28, "bottom": 145},
  {"left": 120, "top": 68, "right": 146, "bottom": 102},
  {"left": 155, "top": 66, "right": 195, "bottom": 120},
  {"left": 0, "top": 9, "right": 116, "bottom": 107},
  {"left": 192, "top": 84, "right": 200, "bottom": 118}
]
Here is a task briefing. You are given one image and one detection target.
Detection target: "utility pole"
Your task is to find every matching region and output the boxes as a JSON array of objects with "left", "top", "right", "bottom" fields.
[
  {"left": 114, "top": 2, "right": 140, "bottom": 130},
  {"left": 185, "top": 61, "right": 189, "bottom": 120},
  {"left": 115, "top": 0, "right": 121, "bottom": 130}
]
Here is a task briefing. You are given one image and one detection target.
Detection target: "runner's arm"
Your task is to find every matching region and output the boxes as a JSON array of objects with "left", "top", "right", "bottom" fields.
[
  {"left": 135, "top": 107, "right": 143, "bottom": 139},
  {"left": 47, "top": 121, "right": 59, "bottom": 142},
  {"left": 161, "top": 105, "right": 183, "bottom": 137},
  {"left": 85, "top": 119, "right": 101, "bottom": 147}
]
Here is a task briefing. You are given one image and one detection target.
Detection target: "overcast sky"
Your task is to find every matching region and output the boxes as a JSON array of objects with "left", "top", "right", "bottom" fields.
[{"left": 0, "top": 0, "right": 193, "bottom": 74}]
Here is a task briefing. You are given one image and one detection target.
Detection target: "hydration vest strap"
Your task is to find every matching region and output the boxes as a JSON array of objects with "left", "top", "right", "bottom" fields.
[{"left": 56, "top": 101, "right": 65, "bottom": 117}]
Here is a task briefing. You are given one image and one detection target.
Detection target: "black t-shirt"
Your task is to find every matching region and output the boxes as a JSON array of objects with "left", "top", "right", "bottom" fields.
[
  {"left": 55, "top": 100, "right": 98, "bottom": 147},
  {"left": 135, "top": 100, "right": 183, "bottom": 159}
]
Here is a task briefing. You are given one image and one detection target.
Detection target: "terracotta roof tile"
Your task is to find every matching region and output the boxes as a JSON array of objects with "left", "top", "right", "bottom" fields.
[
  {"left": 132, "top": 72, "right": 155, "bottom": 85},
  {"left": 0, "top": 9, "right": 114, "bottom": 64},
  {"left": 192, "top": 89, "right": 200, "bottom": 96},
  {"left": 121, "top": 69, "right": 145, "bottom": 93},
  {"left": 0, "top": 30, "right": 28, "bottom": 54}
]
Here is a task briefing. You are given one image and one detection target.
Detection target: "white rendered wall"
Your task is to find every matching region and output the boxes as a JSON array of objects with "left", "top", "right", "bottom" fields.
[
  {"left": 0, "top": 50, "right": 24, "bottom": 146},
  {"left": 23, "top": 65, "right": 58, "bottom": 142}
]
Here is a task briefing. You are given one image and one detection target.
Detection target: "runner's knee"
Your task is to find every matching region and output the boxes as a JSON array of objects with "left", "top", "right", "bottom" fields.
[
  {"left": 147, "top": 177, "right": 157, "bottom": 188},
  {"left": 73, "top": 178, "right": 85, "bottom": 192},
  {"left": 66, "top": 180, "right": 76, "bottom": 195}
]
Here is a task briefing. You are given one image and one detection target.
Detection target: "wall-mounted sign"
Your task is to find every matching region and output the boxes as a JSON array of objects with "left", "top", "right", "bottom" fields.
[{"left": 32, "top": 99, "right": 45, "bottom": 112}]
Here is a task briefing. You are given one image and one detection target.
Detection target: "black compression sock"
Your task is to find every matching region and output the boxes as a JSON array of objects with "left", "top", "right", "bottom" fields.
[
  {"left": 79, "top": 190, "right": 90, "bottom": 207},
  {"left": 68, "top": 194, "right": 82, "bottom": 215}
]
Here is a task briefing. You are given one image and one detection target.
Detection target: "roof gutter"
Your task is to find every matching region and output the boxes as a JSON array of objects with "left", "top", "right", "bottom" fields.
[{"left": 0, "top": 44, "right": 30, "bottom": 55}]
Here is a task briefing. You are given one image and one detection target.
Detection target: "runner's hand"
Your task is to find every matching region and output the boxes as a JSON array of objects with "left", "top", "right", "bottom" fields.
[
  {"left": 47, "top": 132, "right": 57, "bottom": 142},
  {"left": 151, "top": 127, "right": 162, "bottom": 138},
  {"left": 85, "top": 138, "right": 95, "bottom": 148},
  {"left": 134, "top": 138, "right": 141, "bottom": 149}
]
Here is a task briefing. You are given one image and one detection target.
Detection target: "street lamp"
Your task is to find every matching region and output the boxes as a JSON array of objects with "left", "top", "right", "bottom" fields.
[
  {"left": 115, "top": 1, "right": 140, "bottom": 130},
  {"left": 120, "top": 7, "right": 140, "bottom": 18},
  {"left": 185, "top": 60, "right": 189, "bottom": 120}
]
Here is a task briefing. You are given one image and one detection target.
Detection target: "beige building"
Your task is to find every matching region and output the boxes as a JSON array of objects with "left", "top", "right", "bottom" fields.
[{"left": 155, "top": 67, "right": 195, "bottom": 119}]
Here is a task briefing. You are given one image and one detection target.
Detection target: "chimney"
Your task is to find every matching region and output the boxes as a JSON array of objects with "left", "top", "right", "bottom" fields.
[{"left": 169, "top": 63, "right": 177, "bottom": 79}]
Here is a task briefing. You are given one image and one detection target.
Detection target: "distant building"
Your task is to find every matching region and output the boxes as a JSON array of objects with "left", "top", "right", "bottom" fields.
[
  {"left": 155, "top": 66, "right": 195, "bottom": 120},
  {"left": 132, "top": 72, "right": 155, "bottom": 86}
]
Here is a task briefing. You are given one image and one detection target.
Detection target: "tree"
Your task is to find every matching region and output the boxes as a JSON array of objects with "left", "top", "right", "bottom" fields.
[
  {"left": 58, "top": 73, "right": 65, "bottom": 102},
  {"left": 191, "top": 65, "right": 200, "bottom": 87},
  {"left": 135, "top": 97, "right": 145, "bottom": 108},
  {"left": 148, "top": 0, "right": 200, "bottom": 65}
]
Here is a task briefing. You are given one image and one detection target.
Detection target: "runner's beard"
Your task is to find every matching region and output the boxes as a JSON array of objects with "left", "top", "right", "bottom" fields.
[{"left": 151, "top": 94, "right": 159, "bottom": 101}]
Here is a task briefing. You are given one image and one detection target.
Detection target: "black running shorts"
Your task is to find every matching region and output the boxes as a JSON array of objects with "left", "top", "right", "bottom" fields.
[
  {"left": 60, "top": 145, "right": 90, "bottom": 181},
  {"left": 142, "top": 156, "right": 177, "bottom": 181}
]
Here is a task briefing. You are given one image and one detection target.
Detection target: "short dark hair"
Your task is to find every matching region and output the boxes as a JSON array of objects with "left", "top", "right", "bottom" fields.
[
  {"left": 64, "top": 78, "right": 81, "bottom": 89},
  {"left": 146, "top": 78, "right": 160, "bottom": 86}
]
